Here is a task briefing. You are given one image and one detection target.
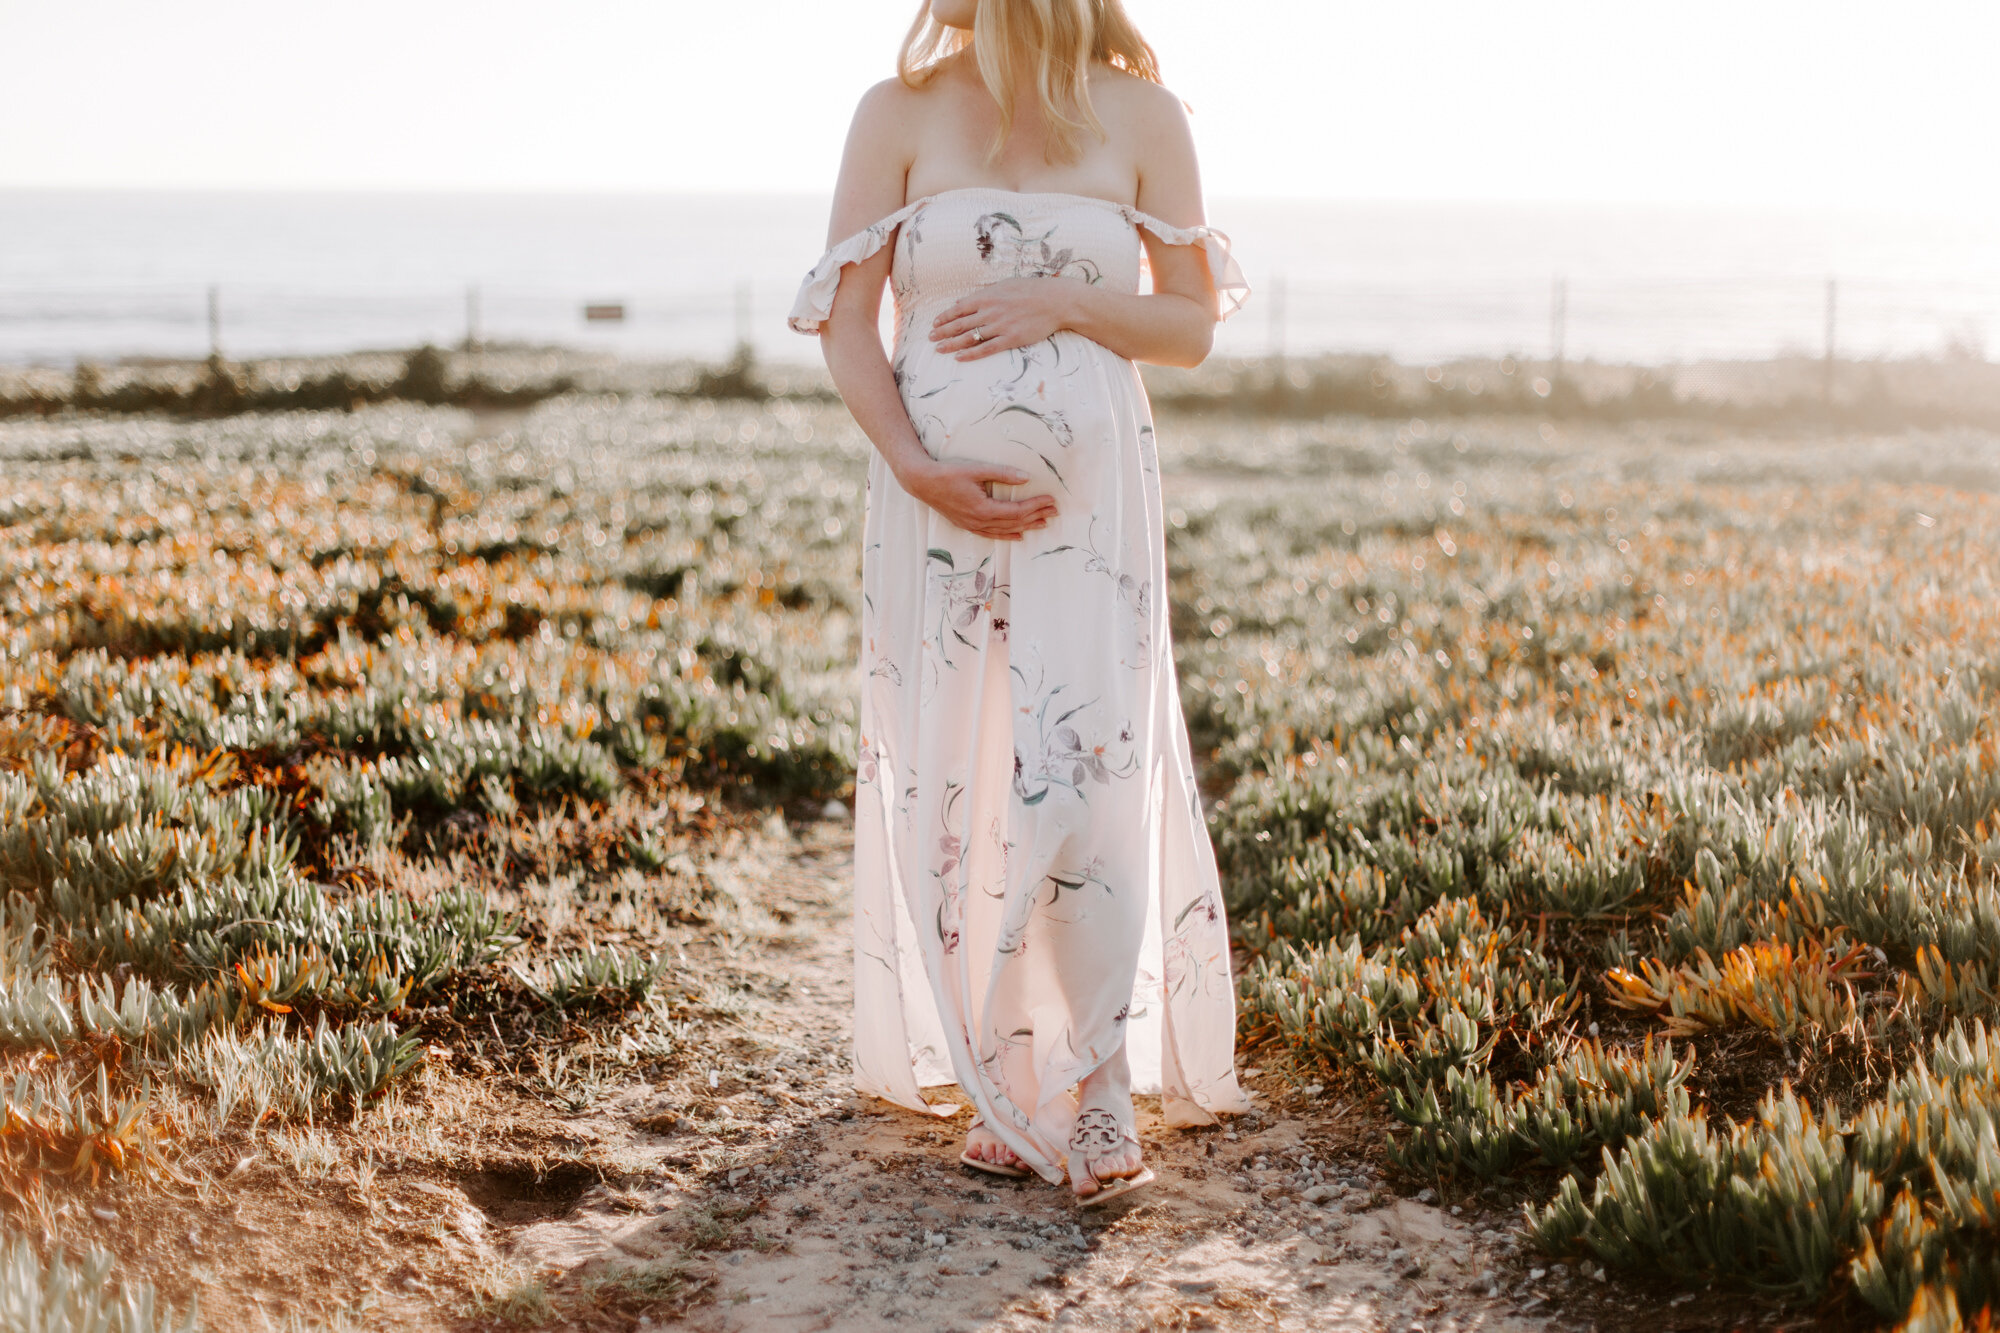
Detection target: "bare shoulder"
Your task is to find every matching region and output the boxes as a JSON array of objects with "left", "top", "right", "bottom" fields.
[
  {"left": 829, "top": 77, "right": 928, "bottom": 240},
  {"left": 1093, "top": 70, "right": 1201, "bottom": 219},
  {"left": 1091, "top": 67, "right": 1192, "bottom": 145},
  {"left": 847, "top": 76, "right": 926, "bottom": 148}
]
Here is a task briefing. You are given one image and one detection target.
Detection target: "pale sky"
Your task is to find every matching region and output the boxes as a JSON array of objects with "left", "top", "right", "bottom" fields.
[{"left": 3, "top": 1, "right": 1997, "bottom": 214}]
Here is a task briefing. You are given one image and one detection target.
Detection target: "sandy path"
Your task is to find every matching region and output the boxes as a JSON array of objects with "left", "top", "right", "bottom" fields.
[{"left": 487, "top": 814, "right": 1582, "bottom": 1333}]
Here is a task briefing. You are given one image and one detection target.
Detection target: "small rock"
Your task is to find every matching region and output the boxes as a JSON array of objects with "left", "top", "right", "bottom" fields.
[
  {"left": 926, "top": 1232, "right": 948, "bottom": 1247},
  {"left": 90, "top": 1207, "right": 118, "bottom": 1223},
  {"left": 1530, "top": 1267, "right": 1546, "bottom": 1280},
  {"left": 1303, "top": 1083, "right": 1324, "bottom": 1097},
  {"left": 1176, "top": 1280, "right": 1219, "bottom": 1294},
  {"left": 821, "top": 799, "right": 849, "bottom": 819},
  {"left": 1416, "top": 1188, "right": 1437, "bottom": 1204},
  {"left": 1302, "top": 1184, "right": 1335, "bottom": 1203}
]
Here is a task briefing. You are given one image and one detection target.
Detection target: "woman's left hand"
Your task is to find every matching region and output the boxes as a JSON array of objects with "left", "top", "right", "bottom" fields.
[{"left": 929, "top": 279, "right": 1076, "bottom": 361}]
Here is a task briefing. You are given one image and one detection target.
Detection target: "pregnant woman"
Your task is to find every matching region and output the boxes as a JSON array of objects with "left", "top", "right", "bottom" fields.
[{"left": 789, "top": 0, "right": 1250, "bottom": 1204}]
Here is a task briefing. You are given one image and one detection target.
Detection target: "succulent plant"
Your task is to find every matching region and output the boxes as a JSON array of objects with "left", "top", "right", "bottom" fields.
[
  {"left": 512, "top": 944, "right": 668, "bottom": 1010},
  {"left": 10, "top": 374, "right": 2000, "bottom": 1323},
  {"left": 0, "top": 1237, "right": 195, "bottom": 1333}
]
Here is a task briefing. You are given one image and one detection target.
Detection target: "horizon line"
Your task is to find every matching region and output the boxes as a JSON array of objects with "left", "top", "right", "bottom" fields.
[{"left": 3, "top": 183, "right": 1997, "bottom": 224}]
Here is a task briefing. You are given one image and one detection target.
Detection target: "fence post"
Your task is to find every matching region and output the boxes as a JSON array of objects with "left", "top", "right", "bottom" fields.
[
  {"left": 1268, "top": 272, "right": 1286, "bottom": 365},
  {"left": 1822, "top": 276, "right": 1837, "bottom": 406},
  {"left": 465, "top": 284, "right": 482, "bottom": 352},
  {"left": 207, "top": 285, "right": 221, "bottom": 358},
  {"left": 1550, "top": 275, "right": 1568, "bottom": 381}
]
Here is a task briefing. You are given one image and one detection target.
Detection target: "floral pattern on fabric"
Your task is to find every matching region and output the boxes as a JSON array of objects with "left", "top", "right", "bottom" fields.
[{"left": 791, "top": 187, "right": 1252, "bottom": 1182}]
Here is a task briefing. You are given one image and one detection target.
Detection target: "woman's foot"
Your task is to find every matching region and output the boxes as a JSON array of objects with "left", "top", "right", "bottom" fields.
[
  {"left": 1068, "top": 1052, "right": 1146, "bottom": 1199},
  {"left": 964, "top": 1119, "right": 1023, "bottom": 1172}
]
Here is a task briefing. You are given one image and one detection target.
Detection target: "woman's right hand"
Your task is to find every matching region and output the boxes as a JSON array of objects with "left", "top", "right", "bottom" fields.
[{"left": 896, "top": 457, "right": 1058, "bottom": 540}]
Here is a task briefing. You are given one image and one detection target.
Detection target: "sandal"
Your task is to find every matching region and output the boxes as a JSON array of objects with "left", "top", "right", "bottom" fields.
[
  {"left": 959, "top": 1116, "right": 1031, "bottom": 1180},
  {"left": 1068, "top": 1107, "right": 1155, "bottom": 1207}
]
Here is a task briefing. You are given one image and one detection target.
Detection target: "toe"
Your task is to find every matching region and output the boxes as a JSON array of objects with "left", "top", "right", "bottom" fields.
[{"left": 1100, "top": 1144, "right": 1141, "bottom": 1180}]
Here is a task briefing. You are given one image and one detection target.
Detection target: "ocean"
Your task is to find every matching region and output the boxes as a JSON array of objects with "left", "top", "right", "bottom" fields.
[{"left": 3, "top": 190, "right": 1997, "bottom": 368}]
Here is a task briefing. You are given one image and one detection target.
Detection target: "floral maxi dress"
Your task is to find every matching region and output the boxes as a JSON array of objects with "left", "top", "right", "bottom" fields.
[{"left": 789, "top": 188, "right": 1253, "bottom": 1183}]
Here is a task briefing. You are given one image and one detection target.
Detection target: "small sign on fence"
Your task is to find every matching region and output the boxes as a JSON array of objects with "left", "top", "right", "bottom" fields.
[{"left": 583, "top": 303, "right": 627, "bottom": 323}]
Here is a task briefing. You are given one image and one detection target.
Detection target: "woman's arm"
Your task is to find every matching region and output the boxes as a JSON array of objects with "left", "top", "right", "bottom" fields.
[
  {"left": 927, "top": 82, "right": 1220, "bottom": 369},
  {"left": 818, "top": 82, "right": 1059, "bottom": 541}
]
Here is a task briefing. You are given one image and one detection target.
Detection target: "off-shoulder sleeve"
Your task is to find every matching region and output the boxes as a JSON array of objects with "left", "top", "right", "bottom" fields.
[
  {"left": 788, "top": 200, "right": 926, "bottom": 335},
  {"left": 1122, "top": 208, "right": 1251, "bottom": 321}
]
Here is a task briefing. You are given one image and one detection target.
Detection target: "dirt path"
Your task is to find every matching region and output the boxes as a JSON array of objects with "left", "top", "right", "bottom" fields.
[{"left": 487, "top": 813, "right": 1589, "bottom": 1333}]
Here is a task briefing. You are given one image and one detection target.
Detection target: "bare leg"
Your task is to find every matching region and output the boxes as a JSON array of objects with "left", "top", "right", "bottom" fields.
[{"left": 1068, "top": 1037, "right": 1143, "bottom": 1197}]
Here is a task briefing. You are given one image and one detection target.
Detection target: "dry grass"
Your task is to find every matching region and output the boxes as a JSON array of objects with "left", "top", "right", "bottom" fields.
[
  {"left": 4, "top": 392, "right": 1999, "bottom": 1327},
  {"left": 1173, "top": 411, "right": 2000, "bottom": 1322}
]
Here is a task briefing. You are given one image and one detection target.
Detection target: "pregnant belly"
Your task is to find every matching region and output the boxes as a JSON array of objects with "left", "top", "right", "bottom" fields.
[{"left": 897, "top": 330, "right": 1124, "bottom": 507}]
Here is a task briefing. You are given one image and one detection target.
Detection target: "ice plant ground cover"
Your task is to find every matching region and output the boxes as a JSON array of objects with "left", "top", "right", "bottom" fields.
[
  {"left": 1, "top": 392, "right": 1997, "bottom": 1329},
  {"left": 1176, "top": 415, "right": 2000, "bottom": 1328}
]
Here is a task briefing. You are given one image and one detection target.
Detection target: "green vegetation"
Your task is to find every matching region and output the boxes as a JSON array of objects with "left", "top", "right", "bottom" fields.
[
  {"left": 5, "top": 388, "right": 1999, "bottom": 1327},
  {"left": 1193, "top": 412, "right": 2000, "bottom": 1325},
  {"left": 0, "top": 396, "right": 857, "bottom": 1263},
  {"left": 0, "top": 1237, "right": 195, "bottom": 1333}
]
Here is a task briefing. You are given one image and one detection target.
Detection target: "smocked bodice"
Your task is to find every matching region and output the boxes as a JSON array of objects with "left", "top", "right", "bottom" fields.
[
  {"left": 789, "top": 188, "right": 1247, "bottom": 338},
  {"left": 888, "top": 191, "right": 1149, "bottom": 318}
]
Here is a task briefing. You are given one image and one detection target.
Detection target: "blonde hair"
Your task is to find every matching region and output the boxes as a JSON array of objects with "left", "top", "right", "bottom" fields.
[{"left": 898, "top": 0, "right": 1162, "bottom": 165}]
